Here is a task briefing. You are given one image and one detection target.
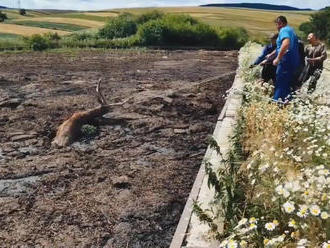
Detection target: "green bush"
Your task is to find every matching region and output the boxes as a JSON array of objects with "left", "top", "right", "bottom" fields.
[
  {"left": 19, "top": 9, "right": 26, "bottom": 16},
  {"left": 99, "top": 13, "right": 137, "bottom": 39},
  {"left": 0, "top": 11, "right": 7, "bottom": 22},
  {"left": 137, "top": 14, "right": 248, "bottom": 48},
  {"left": 299, "top": 22, "right": 314, "bottom": 37},
  {"left": 137, "top": 19, "right": 166, "bottom": 45},
  {"left": 135, "top": 10, "right": 164, "bottom": 24},
  {"left": 23, "top": 33, "right": 59, "bottom": 51},
  {"left": 299, "top": 7, "right": 330, "bottom": 45},
  {"left": 138, "top": 15, "right": 219, "bottom": 46},
  {"left": 217, "top": 27, "right": 249, "bottom": 49}
]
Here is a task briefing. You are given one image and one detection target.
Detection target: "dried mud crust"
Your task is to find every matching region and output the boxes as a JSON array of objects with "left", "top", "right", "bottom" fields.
[{"left": 0, "top": 49, "right": 237, "bottom": 248}]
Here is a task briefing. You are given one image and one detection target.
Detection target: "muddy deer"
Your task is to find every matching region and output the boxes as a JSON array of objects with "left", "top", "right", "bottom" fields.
[{"left": 52, "top": 79, "right": 130, "bottom": 147}]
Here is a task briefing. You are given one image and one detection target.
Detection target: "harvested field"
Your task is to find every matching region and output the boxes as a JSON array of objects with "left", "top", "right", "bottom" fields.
[
  {"left": 55, "top": 13, "right": 109, "bottom": 22},
  {"left": 84, "top": 12, "right": 118, "bottom": 17},
  {"left": 0, "top": 23, "right": 70, "bottom": 36},
  {"left": 0, "top": 49, "right": 237, "bottom": 247}
]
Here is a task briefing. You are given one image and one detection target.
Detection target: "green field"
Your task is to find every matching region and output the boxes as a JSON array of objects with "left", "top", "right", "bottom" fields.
[
  {"left": 10, "top": 20, "right": 89, "bottom": 32},
  {"left": 0, "top": 32, "right": 22, "bottom": 40}
]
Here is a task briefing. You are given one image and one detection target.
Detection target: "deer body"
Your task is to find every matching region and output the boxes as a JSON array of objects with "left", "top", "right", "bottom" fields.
[{"left": 52, "top": 80, "right": 129, "bottom": 147}]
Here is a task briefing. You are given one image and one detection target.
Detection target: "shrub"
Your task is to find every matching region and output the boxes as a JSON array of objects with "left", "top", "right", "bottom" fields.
[
  {"left": 0, "top": 11, "right": 7, "bottom": 22},
  {"left": 19, "top": 9, "right": 26, "bottom": 16},
  {"left": 99, "top": 13, "right": 137, "bottom": 39},
  {"left": 299, "top": 22, "right": 314, "bottom": 37},
  {"left": 137, "top": 19, "right": 166, "bottom": 45},
  {"left": 137, "top": 14, "right": 248, "bottom": 48},
  {"left": 23, "top": 33, "right": 59, "bottom": 51},
  {"left": 135, "top": 10, "right": 164, "bottom": 24},
  {"left": 299, "top": 7, "right": 330, "bottom": 45},
  {"left": 217, "top": 27, "right": 249, "bottom": 49},
  {"left": 162, "top": 16, "right": 219, "bottom": 46},
  {"left": 138, "top": 14, "right": 220, "bottom": 46}
]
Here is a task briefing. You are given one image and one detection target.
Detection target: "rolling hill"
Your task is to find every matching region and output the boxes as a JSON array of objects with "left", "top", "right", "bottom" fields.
[
  {"left": 0, "top": 7, "right": 312, "bottom": 42},
  {"left": 201, "top": 3, "right": 312, "bottom": 11}
]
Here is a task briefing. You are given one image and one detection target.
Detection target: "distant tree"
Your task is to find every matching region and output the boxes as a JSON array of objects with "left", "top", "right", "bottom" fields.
[
  {"left": 19, "top": 8, "right": 26, "bottom": 16},
  {"left": 0, "top": 11, "right": 8, "bottom": 22},
  {"left": 299, "top": 7, "right": 330, "bottom": 45}
]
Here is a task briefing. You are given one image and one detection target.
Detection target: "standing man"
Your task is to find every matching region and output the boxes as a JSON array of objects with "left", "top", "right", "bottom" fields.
[
  {"left": 272, "top": 16, "right": 300, "bottom": 101},
  {"left": 304, "top": 33, "right": 327, "bottom": 93}
]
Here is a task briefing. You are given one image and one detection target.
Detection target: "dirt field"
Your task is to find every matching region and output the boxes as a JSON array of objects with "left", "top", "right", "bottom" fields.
[{"left": 0, "top": 49, "right": 237, "bottom": 248}]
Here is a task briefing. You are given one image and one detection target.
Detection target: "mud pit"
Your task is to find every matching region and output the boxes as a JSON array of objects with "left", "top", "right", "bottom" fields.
[{"left": 0, "top": 49, "right": 237, "bottom": 248}]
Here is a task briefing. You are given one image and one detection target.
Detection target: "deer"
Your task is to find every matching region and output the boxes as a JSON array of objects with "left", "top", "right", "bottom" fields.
[{"left": 52, "top": 79, "right": 130, "bottom": 147}]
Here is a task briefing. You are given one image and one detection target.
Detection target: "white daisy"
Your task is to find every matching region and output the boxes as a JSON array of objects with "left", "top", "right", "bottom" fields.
[
  {"left": 240, "top": 240, "right": 248, "bottom": 248},
  {"left": 288, "top": 218, "right": 297, "bottom": 228},
  {"left": 321, "top": 211, "right": 328, "bottom": 220},
  {"left": 310, "top": 205, "right": 321, "bottom": 216},
  {"left": 227, "top": 239, "right": 238, "bottom": 248},
  {"left": 283, "top": 201, "right": 295, "bottom": 214},
  {"left": 265, "top": 222, "right": 276, "bottom": 231},
  {"left": 297, "top": 205, "right": 308, "bottom": 218},
  {"left": 322, "top": 241, "right": 330, "bottom": 248}
]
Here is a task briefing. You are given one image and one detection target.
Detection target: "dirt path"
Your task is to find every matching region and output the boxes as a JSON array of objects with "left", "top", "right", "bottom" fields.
[{"left": 0, "top": 49, "right": 237, "bottom": 248}]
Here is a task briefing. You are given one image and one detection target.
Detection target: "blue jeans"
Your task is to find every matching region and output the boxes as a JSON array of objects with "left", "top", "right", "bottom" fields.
[{"left": 273, "top": 62, "right": 294, "bottom": 101}]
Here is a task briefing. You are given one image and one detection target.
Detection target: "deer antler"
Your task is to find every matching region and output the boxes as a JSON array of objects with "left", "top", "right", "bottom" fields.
[
  {"left": 52, "top": 79, "right": 131, "bottom": 147},
  {"left": 96, "top": 78, "right": 107, "bottom": 105},
  {"left": 95, "top": 79, "right": 131, "bottom": 107}
]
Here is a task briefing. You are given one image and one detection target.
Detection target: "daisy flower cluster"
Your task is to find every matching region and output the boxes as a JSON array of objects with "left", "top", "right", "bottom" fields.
[{"left": 212, "top": 43, "right": 330, "bottom": 247}]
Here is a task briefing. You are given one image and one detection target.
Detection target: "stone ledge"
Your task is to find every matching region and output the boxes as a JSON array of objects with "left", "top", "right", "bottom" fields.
[{"left": 170, "top": 69, "right": 245, "bottom": 247}]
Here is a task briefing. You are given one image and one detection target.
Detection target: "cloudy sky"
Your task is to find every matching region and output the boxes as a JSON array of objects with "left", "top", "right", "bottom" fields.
[{"left": 1, "top": 0, "right": 328, "bottom": 10}]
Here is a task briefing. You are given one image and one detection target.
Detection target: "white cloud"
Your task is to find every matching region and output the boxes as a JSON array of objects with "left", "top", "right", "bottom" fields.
[{"left": 1, "top": 0, "right": 328, "bottom": 10}]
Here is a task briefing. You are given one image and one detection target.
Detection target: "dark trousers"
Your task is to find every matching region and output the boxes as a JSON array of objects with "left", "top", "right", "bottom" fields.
[
  {"left": 307, "top": 67, "right": 322, "bottom": 93},
  {"left": 261, "top": 63, "right": 276, "bottom": 83}
]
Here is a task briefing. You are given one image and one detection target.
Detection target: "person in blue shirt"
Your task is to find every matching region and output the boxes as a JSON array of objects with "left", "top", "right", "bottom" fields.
[
  {"left": 251, "top": 33, "right": 278, "bottom": 83},
  {"left": 272, "top": 16, "right": 300, "bottom": 102}
]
